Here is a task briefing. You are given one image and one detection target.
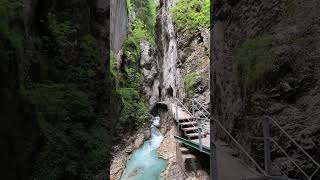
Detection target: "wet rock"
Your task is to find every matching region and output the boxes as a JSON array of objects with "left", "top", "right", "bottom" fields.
[
  {"left": 144, "top": 129, "right": 151, "bottom": 140},
  {"left": 133, "top": 133, "right": 144, "bottom": 149}
]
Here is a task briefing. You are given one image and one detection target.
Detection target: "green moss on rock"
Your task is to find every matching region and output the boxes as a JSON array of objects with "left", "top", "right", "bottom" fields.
[
  {"left": 183, "top": 72, "right": 200, "bottom": 91},
  {"left": 236, "top": 35, "right": 276, "bottom": 90}
]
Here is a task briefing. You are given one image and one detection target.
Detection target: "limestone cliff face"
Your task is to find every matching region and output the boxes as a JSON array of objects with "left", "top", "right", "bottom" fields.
[
  {"left": 140, "top": 41, "right": 161, "bottom": 105},
  {"left": 142, "top": 0, "right": 210, "bottom": 110},
  {"left": 211, "top": 0, "right": 320, "bottom": 178},
  {"left": 176, "top": 29, "right": 210, "bottom": 109},
  {"left": 110, "top": 0, "right": 128, "bottom": 53},
  {"left": 141, "top": 0, "right": 180, "bottom": 106}
]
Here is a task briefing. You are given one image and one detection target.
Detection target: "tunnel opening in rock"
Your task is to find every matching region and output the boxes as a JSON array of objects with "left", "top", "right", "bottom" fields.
[
  {"left": 158, "top": 86, "right": 162, "bottom": 99},
  {"left": 166, "top": 86, "right": 173, "bottom": 98}
]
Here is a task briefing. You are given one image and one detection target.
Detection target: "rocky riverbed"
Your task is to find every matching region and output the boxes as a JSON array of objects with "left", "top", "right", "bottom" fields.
[
  {"left": 158, "top": 125, "right": 184, "bottom": 180},
  {"left": 110, "top": 127, "right": 150, "bottom": 180}
]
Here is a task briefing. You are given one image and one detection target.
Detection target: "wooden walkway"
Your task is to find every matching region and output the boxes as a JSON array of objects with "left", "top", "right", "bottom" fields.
[{"left": 158, "top": 101, "right": 263, "bottom": 180}]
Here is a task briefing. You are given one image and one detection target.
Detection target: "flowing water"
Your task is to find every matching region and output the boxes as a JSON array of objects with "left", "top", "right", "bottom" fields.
[{"left": 120, "top": 120, "right": 167, "bottom": 180}]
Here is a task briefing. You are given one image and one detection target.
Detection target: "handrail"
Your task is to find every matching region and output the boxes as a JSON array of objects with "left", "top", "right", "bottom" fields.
[
  {"left": 191, "top": 99, "right": 210, "bottom": 134},
  {"left": 174, "top": 135, "right": 210, "bottom": 155},
  {"left": 193, "top": 98, "right": 210, "bottom": 116},
  {"left": 211, "top": 117, "right": 267, "bottom": 176},
  {"left": 266, "top": 116, "right": 320, "bottom": 168},
  {"left": 270, "top": 138, "right": 310, "bottom": 179},
  {"left": 193, "top": 112, "right": 210, "bottom": 133},
  {"left": 170, "top": 99, "right": 320, "bottom": 179},
  {"left": 174, "top": 98, "right": 192, "bottom": 116},
  {"left": 172, "top": 100, "right": 267, "bottom": 177},
  {"left": 172, "top": 98, "right": 198, "bottom": 129},
  {"left": 193, "top": 104, "right": 210, "bottom": 119},
  {"left": 266, "top": 116, "right": 320, "bottom": 179}
]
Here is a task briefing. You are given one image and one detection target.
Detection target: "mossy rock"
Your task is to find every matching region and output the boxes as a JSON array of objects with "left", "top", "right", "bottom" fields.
[
  {"left": 183, "top": 72, "right": 201, "bottom": 92},
  {"left": 235, "top": 35, "right": 277, "bottom": 90}
]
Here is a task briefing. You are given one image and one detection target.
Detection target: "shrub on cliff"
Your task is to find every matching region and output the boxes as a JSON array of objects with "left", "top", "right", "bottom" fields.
[
  {"left": 129, "top": 0, "right": 156, "bottom": 36},
  {"left": 171, "top": 0, "right": 210, "bottom": 33},
  {"left": 117, "top": 88, "right": 149, "bottom": 129},
  {"left": 29, "top": 84, "right": 108, "bottom": 179},
  {"left": 183, "top": 72, "right": 200, "bottom": 93}
]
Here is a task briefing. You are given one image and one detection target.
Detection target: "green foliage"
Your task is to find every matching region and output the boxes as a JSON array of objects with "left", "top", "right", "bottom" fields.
[
  {"left": 117, "top": 88, "right": 148, "bottom": 128},
  {"left": 131, "top": 0, "right": 156, "bottom": 36},
  {"left": 123, "top": 36, "right": 139, "bottom": 59},
  {"left": 236, "top": 36, "right": 276, "bottom": 90},
  {"left": 29, "top": 84, "right": 108, "bottom": 179},
  {"left": 0, "top": 0, "right": 23, "bottom": 59},
  {"left": 112, "top": 43, "right": 147, "bottom": 133},
  {"left": 171, "top": 0, "right": 210, "bottom": 33},
  {"left": 112, "top": 18, "right": 150, "bottom": 134},
  {"left": 126, "top": 0, "right": 156, "bottom": 45},
  {"left": 0, "top": 21, "right": 23, "bottom": 60},
  {"left": 1, "top": 1, "right": 110, "bottom": 179},
  {"left": 110, "top": 51, "right": 118, "bottom": 74},
  {"left": 132, "top": 19, "right": 149, "bottom": 42},
  {"left": 79, "top": 35, "right": 101, "bottom": 66},
  {"left": 122, "top": 17, "right": 155, "bottom": 65},
  {"left": 183, "top": 72, "right": 200, "bottom": 91},
  {"left": 126, "top": 0, "right": 133, "bottom": 14},
  {"left": 0, "top": 0, "right": 23, "bottom": 21},
  {"left": 65, "top": 35, "right": 102, "bottom": 95},
  {"left": 48, "top": 14, "right": 74, "bottom": 43},
  {"left": 29, "top": 84, "right": 94, "bottom": 125}
]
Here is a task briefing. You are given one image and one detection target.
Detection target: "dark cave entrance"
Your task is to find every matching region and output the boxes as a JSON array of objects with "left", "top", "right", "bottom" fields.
[{"left": 166, "top": 86, "right": 173, "bottom": 98}]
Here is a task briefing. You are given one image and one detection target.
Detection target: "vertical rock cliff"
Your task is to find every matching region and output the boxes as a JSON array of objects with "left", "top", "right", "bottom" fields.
[
  {"left": 142, "top": 0, "right": 210, "bottom": 107},
  {"left": 141, "top": 0, "right": 180, "bottom": 106},
  {"left": 110, "top": 0, "right": 128, "bottom": 53},
  {"left": 211, "top": 0, "right": 320, "bottom": 178},
  {"left": 1, "top": 0, "right": 112, "bottom": 179}
]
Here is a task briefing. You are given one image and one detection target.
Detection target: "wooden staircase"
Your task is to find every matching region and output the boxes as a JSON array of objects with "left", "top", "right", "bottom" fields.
[{"left": 171, "top": 103, "right": 207, "bottom": 141}]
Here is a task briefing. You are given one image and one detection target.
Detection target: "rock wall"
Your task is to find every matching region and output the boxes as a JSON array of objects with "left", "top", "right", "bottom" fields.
[
  {"left": 211, "top": 0, "right": 320, "bottom": 178},
  {"left": 157, "top": 105, "right": 185, "bottom": 180},
  {"left": 0, "top": 0, "right": 112, "bottom": 179},
  {"left": 142, "top": 0, "right": 210, "bottom": 109},
  {"left": 110, "top": 0, "right": 128, "bottom": 53},
  {"left": 140, "top": 41, "right": 161, "bottom": 105},
  {"left": 176, "top": 29, "right": 210, "bottom": 110},
  {"left": 142, "top": 0, "right": 180, "bottom": 107}
]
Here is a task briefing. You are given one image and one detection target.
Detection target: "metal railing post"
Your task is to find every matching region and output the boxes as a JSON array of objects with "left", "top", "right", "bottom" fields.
[
  {"left": 193, "top": 100, "right": 203, "bottom": 152},
  {"left": 211, "top": 115, "right": 218, "bottom": 180},
  {"left": 176, "top": 100, "right": 179, "bottom": 134},
  {"left": 263, "top": 116, "right": 272, "bottom": 175}
]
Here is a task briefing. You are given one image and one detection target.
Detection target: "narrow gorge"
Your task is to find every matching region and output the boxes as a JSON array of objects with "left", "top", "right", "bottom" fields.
[
  {"left": 2, "top": 0, "right": 320, "bottom": 179},
  {"left": 110, "top": 0, "right": 210, "bottom": 179}
]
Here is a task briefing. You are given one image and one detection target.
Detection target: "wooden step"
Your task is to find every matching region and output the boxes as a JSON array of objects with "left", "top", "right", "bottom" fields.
[
  {"left": 177, "top": 116, "right": 192, "bottom": 121},
  {"left": 182, "top": 127, "right": 198, "bottom": 132},
  {"left": 179, "top": 118, "right": 193, "bottom": 123},
  {"left": 185, "top": 132, "right": 206, "bottom": 139},
  {"left": 179, "top": 121, "right": 197, "bottom": 126},
  {"left": 182, "top": 154, "right": 196, "bottom": 161},
  {"left": 180, "top": 147, "right": 191, "bottom": 153}
]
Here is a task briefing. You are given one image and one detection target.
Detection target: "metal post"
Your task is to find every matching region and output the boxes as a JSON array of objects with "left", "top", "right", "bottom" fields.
[
  {"left": 210, "top": 118, "right": 218, "bottom": 180},
  {"left": 193, "top": 100, "right": 202, "bottom": 152},
  {"left": 211, "top": 142, "right": 218, "bottom": 180},
  {"left": 263, "top": 116, "right": 272, "bottom": 175},
  {"left": 176, "top": 100, "right": 179, "bottom": 134}
]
